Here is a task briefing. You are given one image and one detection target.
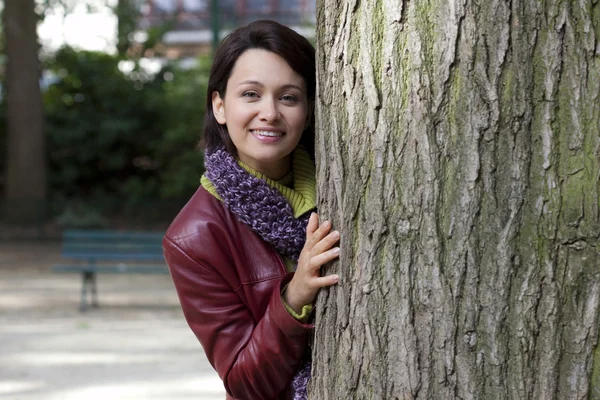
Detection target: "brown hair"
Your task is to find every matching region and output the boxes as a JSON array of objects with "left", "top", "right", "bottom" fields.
[{"left": 201, "top": 20, "right": 315, "bottom": 158}]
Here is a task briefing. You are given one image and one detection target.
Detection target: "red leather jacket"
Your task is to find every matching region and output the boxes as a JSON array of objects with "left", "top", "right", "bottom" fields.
[{"left": 163, "top": 186, "right": 314, "bottom": 400}]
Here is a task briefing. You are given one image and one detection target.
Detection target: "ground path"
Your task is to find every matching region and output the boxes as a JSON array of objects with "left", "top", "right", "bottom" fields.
[{"left": 0, "top": 241, "right": 225, "bottom": 400}]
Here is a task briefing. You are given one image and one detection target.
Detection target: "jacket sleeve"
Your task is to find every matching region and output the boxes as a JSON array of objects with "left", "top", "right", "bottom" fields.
[{"left": 163, "top": 235, "right": 312, "bottom": 400}]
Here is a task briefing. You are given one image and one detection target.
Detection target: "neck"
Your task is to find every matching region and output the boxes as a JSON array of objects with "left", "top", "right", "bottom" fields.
[{"left": 239, "top": 155, "right": 292, "bottom": 181}]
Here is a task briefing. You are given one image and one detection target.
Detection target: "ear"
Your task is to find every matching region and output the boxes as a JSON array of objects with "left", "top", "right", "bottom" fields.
[{"left": 212, "top": 91, "right": 226, "bottom": 124}]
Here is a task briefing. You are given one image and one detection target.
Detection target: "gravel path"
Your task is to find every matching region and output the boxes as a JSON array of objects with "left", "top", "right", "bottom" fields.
[{"left": 0, "top": 242, "right": 225, "bottom": 400}]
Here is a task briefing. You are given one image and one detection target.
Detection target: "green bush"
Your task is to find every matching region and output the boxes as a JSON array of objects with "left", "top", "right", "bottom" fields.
[{"left": 42, "top": 47, "right": 208, "bottom": 224}]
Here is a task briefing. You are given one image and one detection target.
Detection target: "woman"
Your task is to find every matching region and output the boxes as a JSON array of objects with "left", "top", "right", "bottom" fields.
[{"left": 163, "top": 20, "right": 341, "bottom": 400}]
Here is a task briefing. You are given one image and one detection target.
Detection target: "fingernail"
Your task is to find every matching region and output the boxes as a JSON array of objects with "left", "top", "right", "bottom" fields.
[
  {"left": 332, "top": 275, "right": 340, "bottom": 283},
  {"left": 332, "top": 230, "right": 340, "bottom": 239},
  {"left": 332, "top": 247, "right": 340, "bottom": 255}
]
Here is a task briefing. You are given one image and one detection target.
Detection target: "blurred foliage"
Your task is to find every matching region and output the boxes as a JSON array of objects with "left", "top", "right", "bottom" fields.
[{"left": 0, "top": 46, "right": 208, "bottom": 226}]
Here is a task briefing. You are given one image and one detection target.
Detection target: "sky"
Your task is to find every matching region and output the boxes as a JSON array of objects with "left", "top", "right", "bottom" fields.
[{"left": 37, "top": 1, "right": 118, "bottom": 53}]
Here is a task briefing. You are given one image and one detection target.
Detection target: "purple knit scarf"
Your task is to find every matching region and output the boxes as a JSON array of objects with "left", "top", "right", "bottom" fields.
[{"left": 204, "top": 146, "right": 312, "bottom": 399}]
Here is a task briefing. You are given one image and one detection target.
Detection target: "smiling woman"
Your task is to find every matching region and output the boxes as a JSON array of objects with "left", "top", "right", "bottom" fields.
[
  {"left": 162, "top": 20, "right": 341, "bottom": 400},
  {"left": 211, "top": 48, "right": 311, "bottom": 180}
]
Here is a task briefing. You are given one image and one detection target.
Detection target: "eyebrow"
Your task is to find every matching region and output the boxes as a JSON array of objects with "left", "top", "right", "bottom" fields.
[{"left": 237, "top": 80, "right": 305, "bottom": 92}]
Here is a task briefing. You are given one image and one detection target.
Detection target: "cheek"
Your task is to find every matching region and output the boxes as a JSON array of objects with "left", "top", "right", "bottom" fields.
[
  {"left": 228, "top": 103, "right": 257, "bottom": 126},
  {"left": 291, "top": 109, "right": 309, "bottom": 129}
]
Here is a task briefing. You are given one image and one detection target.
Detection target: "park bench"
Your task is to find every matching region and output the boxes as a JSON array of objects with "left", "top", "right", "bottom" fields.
[{"left": 52, "top": 229, "right": 168, "bottom": 311}]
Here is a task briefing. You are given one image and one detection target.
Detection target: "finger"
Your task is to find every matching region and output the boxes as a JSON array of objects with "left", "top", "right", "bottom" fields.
[
  {"left": 311, "top": 230, "right": 340, "bottom": 255},
  {"left": 311, "top": 219, "right": 333, "bottom": 244},
  {"left": 304, "top": 213, "right": 320, "bottom": 252},
  {"left": 305, "top": 219, "right": 332, "bottom": 251},
  {"left": 311, "top": 274, "right": 340, "bottom": 288},
  {"left": 309, "top": 247, "right": 340, "bottom": 270},
  {"left": 306, "top": 212, "right": 319, "bottom": 237}
]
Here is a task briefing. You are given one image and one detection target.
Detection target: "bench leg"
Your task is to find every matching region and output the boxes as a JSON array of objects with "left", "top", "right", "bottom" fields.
[
  {"left": 80, "top": 271, "right": 97, "bottom": 312},
  {"left": 90, "top": 272, "right": 98, "bottom": 308}
]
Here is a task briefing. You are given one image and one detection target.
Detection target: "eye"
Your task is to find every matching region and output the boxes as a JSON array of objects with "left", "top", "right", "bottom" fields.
[
  {"left": 242, "top": 91, "right": 259, "bottom": 98},
  {"left": 281, "top": 94, "right": 298, "bottom": 102}
]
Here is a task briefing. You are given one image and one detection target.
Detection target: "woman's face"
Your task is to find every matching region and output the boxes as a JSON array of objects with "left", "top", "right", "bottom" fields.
[{"left": 212, "top": 49, "right": 311, "bottom": 180}]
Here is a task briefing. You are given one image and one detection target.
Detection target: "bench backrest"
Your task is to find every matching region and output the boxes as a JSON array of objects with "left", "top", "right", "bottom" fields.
[{"left": 62, "top": 230, "right": 165, "bottom": 262}]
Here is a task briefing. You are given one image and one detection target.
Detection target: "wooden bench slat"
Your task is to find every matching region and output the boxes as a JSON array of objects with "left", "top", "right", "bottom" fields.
[
  {"left": 62, "top": 254, "right": 165, "bottom": 260},
  {"left": 64, "top": 243, "right": 164, "bottom": 250},
  {"left": 64, "top": 240, "right": 164, "bottom": 246},
  {"left": 53, "top": 264, "right": 169, "bottom": 274},
  {"left": 63, "top": 230, "right": 165, "bottom": 240},
  {"left": 64, "top": 241, "right": 163, "bottom": 247},
  {"left": 63, "top": 246, "right": 165, "bottom": 254}
]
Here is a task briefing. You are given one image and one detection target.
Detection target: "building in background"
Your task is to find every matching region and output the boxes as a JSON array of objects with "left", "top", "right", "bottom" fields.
[{"left": 137, "top": 0, "right": 316, "bottom": 58}]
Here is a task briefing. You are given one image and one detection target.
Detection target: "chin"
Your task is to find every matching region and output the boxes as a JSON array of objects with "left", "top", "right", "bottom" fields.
[{"left": 253, "top": 147, "right": 294, "bottom": 159}]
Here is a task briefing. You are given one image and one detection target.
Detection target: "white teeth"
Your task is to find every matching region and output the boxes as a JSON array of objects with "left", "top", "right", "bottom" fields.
[{"left": 253, "top": 130, "right": 283, "bottom": 137}]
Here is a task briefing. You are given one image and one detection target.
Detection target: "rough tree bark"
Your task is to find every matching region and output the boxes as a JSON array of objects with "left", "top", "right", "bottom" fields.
[
  {"left": 312, "top": 0, "right": 600, "bottom": 399},
  {"left": 3, "top": 0, "right": 46, "bottom": 219}
]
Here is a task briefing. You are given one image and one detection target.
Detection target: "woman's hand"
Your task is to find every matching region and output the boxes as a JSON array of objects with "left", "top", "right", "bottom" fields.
[{"left": 283, "top": 212, "right": 340, "bottom": 314}]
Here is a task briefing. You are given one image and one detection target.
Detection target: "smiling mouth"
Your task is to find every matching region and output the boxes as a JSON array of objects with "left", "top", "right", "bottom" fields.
[{"left": 251, "top": 130, "right": 285, "bottom": 138}]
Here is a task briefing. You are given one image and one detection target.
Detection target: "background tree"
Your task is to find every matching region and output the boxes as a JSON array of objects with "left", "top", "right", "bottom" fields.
[
  {"left": 115, "top": 0, "right": 139, "bottom": 57},
  {"left": 0, "top": 1, "right": 207, "bottom": 230},
  {"left": 3, "top": 0, "right": 46, "bottom": 221},
  {"left": 312, "top": 1, "right": 600, "bottom": 399}
]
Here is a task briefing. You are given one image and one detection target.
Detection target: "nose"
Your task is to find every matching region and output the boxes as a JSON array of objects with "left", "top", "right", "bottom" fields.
[{"left": 259, "top": 98, "right": 280, "bottom": 123}]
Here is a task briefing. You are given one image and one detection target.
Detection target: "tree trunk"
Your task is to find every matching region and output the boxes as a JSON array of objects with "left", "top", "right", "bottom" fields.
[
  {"left": 116, "top": 0, "right": 137, "bottom": 57},
  {"left": 3, "top": 0, "right": 46, "bottom": 221},
  {"left": 312, "top": 0, "right": 600, "bottom": 399}
]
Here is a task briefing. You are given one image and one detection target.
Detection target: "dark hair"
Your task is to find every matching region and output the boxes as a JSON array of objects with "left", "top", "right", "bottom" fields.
[{"left": 201, "top": 20, "right": 315, "bottom": 159}]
